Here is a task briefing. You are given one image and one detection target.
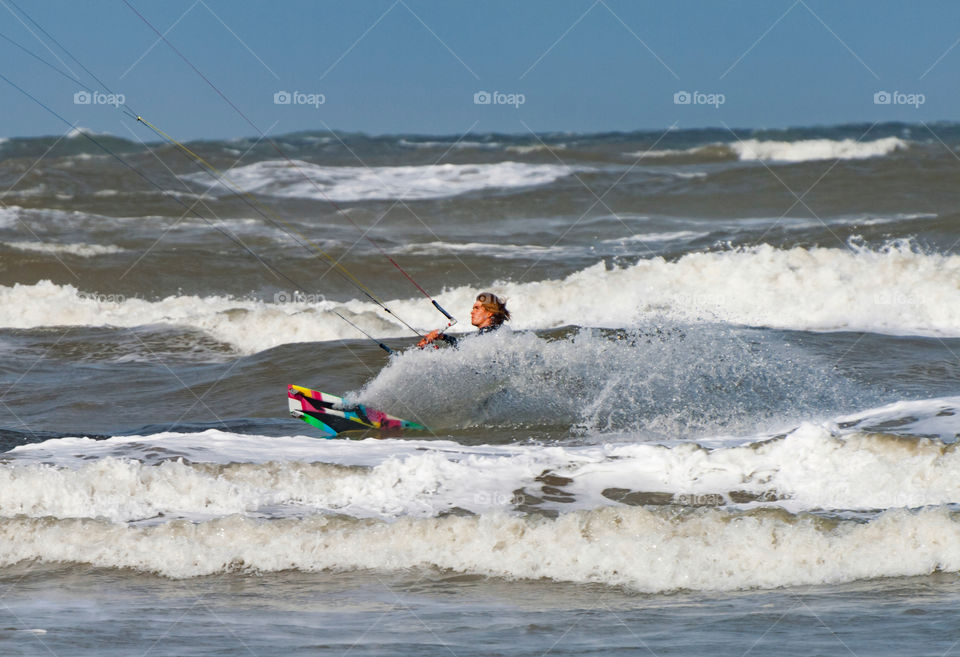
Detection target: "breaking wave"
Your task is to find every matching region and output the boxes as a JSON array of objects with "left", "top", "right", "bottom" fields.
[
  {"left": 5, "top": 392, "right": 960, "bottom": 590},
  {"left": 633, "top": 136, "right": 908, "bottom": 163},
  {"left": 184, "top": 160, "right": 578, "bottom": 201},
  {"left": 2, "top": 241, "right": 959, "bottom": 353}
]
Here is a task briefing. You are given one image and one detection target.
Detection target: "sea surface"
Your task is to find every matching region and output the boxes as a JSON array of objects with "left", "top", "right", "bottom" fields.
[{"left": 4, "top": 123, "right": 960, "bottom": 655}]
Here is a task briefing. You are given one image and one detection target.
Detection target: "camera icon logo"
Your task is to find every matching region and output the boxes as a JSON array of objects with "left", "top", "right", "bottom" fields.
[
  {"left": 873, "top": 91, "right": 892, "bottom": 105},
  {"left": 74, "top": 90, "right": 91, "bottom": 105},
  {"left": 274, "top": 91, "right": 292, "bottom": 105},
  {"left": 673, "top": 90, "right": 692, "bottom": 105},
  {"left": 473, "top": 90, "right": 492, "bottom": 105}
]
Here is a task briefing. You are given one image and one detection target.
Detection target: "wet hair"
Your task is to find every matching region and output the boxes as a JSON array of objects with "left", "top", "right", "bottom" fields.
[{"left": 476, "top": 292, "right": 510, "bottom": 324}]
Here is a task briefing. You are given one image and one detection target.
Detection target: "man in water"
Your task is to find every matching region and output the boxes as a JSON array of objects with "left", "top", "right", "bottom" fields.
[{"left": 417, "top": 292, "right": 510, "bottom": 348}]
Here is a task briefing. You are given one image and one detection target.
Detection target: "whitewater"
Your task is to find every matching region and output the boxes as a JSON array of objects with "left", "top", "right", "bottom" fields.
[
  {"left": 3, "top": 241, "right": 958, "bottom": 354},
  {"left": 4, "top": 122, "right": 960, "bottom": 656}
]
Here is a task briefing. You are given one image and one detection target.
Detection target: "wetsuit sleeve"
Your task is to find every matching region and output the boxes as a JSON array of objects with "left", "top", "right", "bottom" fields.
[{"left": 438, "top": 333, "right": 458, "bottom": 347}]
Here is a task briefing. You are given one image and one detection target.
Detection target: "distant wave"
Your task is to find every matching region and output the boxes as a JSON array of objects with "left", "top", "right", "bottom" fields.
[
  {"left": 397, "top": 139, "right": 503, "bottom": 150},
  {"left": 631, "top": 136, "right": 908, "bottom": 163},
  {"left": 2, "top": 241, "right": 124, "bottom": 257},
  {"left": 66, "top": 127, "right": 114, "bottom": 139},
  {"left": 505, "top": 143, "right": 567, "bottom": 154},
  {"left": 732, "top": 136, "right": 907, "bottom": 162},
  {"left": 390, "top": 231, "right": 707, "bottom": 258},
  {"left": 630, "top": 143, "right": 734, "bottom": 161},
  {"left": 183, "top": 159, "right": 579, "bottom": 202},
  {"left": 394, "top": 140, "right": 567, "bottom": 154},
  {"left": 0, "top": 207, "right": 18, "bottom": 228}
]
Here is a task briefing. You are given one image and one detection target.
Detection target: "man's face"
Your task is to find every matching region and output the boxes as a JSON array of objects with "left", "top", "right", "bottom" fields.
[{"left": 471, "top": 300, "right": 493, "bottom": 327}]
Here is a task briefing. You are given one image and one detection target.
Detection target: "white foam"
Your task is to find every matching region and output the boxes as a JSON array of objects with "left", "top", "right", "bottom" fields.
[
  {"left": 411, "top": 241, "right": 960, "bottom": 339},
  {"left": 398, "top": 139, "right": 503, "bottom": 150},
  {"left": 0, "top": 185, "right": 47, "bottom": 198},
  {"left": 505, "top": 143, "right": 567, "bottom": 154},
  {"left": 391, "top": 231, "right": 706, "bottom": 259},
  {"left": 628, "top": 144, "right": 729, "bottom": 159},
  {"left": 629, "top": 137, "right": 907, "bottom": 163},
  {"left": 7, "top": 412, "right": 960, "bottom": 522},
  {"left": 392, "top": 241, "right": 567, "bottom": 258},
  {"left": 0, "top": 206, "right": 20, "bottom": 228},
  {"left": 483, "top": 240, "right": 960, "bottom": 338},
  {"left": 0, "top": 448, "right": 562, "bottom": 522},
  {"left": 833, "top": 396, "right": 960, "bottom": 440},
  {"left": 1, "top": 506, "right": 959, "bottom": 590},
  {"left": 5, "top": 431, "right": 453, "bottom": 467},
  {"left": 66, "top": 127, "right": 113, "bottom": 139},
  {"left": 608, "top": 230, "right": 708, "bottom": 245},
  {"left": 185, "top": 159, "right": 577, "bottom": 201},
  {"left": 732, "top": 136, "right": 907, "bottom": 162},
  {"left": 0, "top": 280, "right": 403, "bottom": 353},
  {"left": 3, "top": 242, "right": 959, "bottom": 351},
  {"left": 2, "top": 431, "right": 576, "bottom": 520},
  {"left": 3, "top": 241, "right": 124, "bottom": 257},
  {"left": 5, "top": 402, "right": 960, "bottom": 589},
  {"left": 568, "top": 422, "right": 960, "bottom": 512}
]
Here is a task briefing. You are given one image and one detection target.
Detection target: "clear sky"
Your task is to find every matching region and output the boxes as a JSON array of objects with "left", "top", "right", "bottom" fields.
[{"left": 2, "top": 0, "right": 958, "bottom": 140}]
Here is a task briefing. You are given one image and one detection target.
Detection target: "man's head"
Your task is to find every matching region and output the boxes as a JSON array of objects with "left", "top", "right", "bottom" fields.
[{"left": 471, "top": 292, "right": 510, "bottom": 328}]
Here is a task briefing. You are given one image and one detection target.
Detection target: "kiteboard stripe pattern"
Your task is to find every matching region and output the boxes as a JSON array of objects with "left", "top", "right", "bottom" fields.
[{"left": 287, "top": 384, "right": 428, "bottom": 437}]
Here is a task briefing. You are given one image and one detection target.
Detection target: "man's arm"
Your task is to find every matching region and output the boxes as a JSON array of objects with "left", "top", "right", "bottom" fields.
[{"left": 416, "top": 330, "right": 458, "bottom": 348}]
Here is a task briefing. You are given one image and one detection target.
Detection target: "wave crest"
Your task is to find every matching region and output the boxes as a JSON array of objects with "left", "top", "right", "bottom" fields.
[
  {"left": 1, "top": 507, "right": 957, "bottom": 590},
  {"left": 183, "top": 160, "right": 577, "bottom": 201},
  {"left": 633, "top": 137, "right": 907, "bottom": 163}
]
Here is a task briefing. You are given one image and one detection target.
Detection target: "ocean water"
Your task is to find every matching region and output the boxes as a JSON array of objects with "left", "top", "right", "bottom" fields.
[{"left": 4, "top": 123, "right": 960, "bottom": 654}]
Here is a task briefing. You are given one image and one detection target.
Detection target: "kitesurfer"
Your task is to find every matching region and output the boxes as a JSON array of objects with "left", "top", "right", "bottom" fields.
[{"left": 417, "top": 292, "right": 510, "bottom": 348}]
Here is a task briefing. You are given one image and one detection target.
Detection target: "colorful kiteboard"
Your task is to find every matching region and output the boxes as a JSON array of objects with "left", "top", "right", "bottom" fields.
[{"left": 287, "top": 384, "right": 428, "bottom": 438}]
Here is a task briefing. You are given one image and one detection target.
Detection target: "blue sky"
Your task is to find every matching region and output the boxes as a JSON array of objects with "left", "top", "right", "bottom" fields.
[{"left": 2, "top": 0, "right": 958, "bottom": 139}]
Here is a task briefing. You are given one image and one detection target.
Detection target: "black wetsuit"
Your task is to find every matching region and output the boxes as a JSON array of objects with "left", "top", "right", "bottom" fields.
[{"left": 437, "top": 323, "right": 501, "bottom": 347}]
